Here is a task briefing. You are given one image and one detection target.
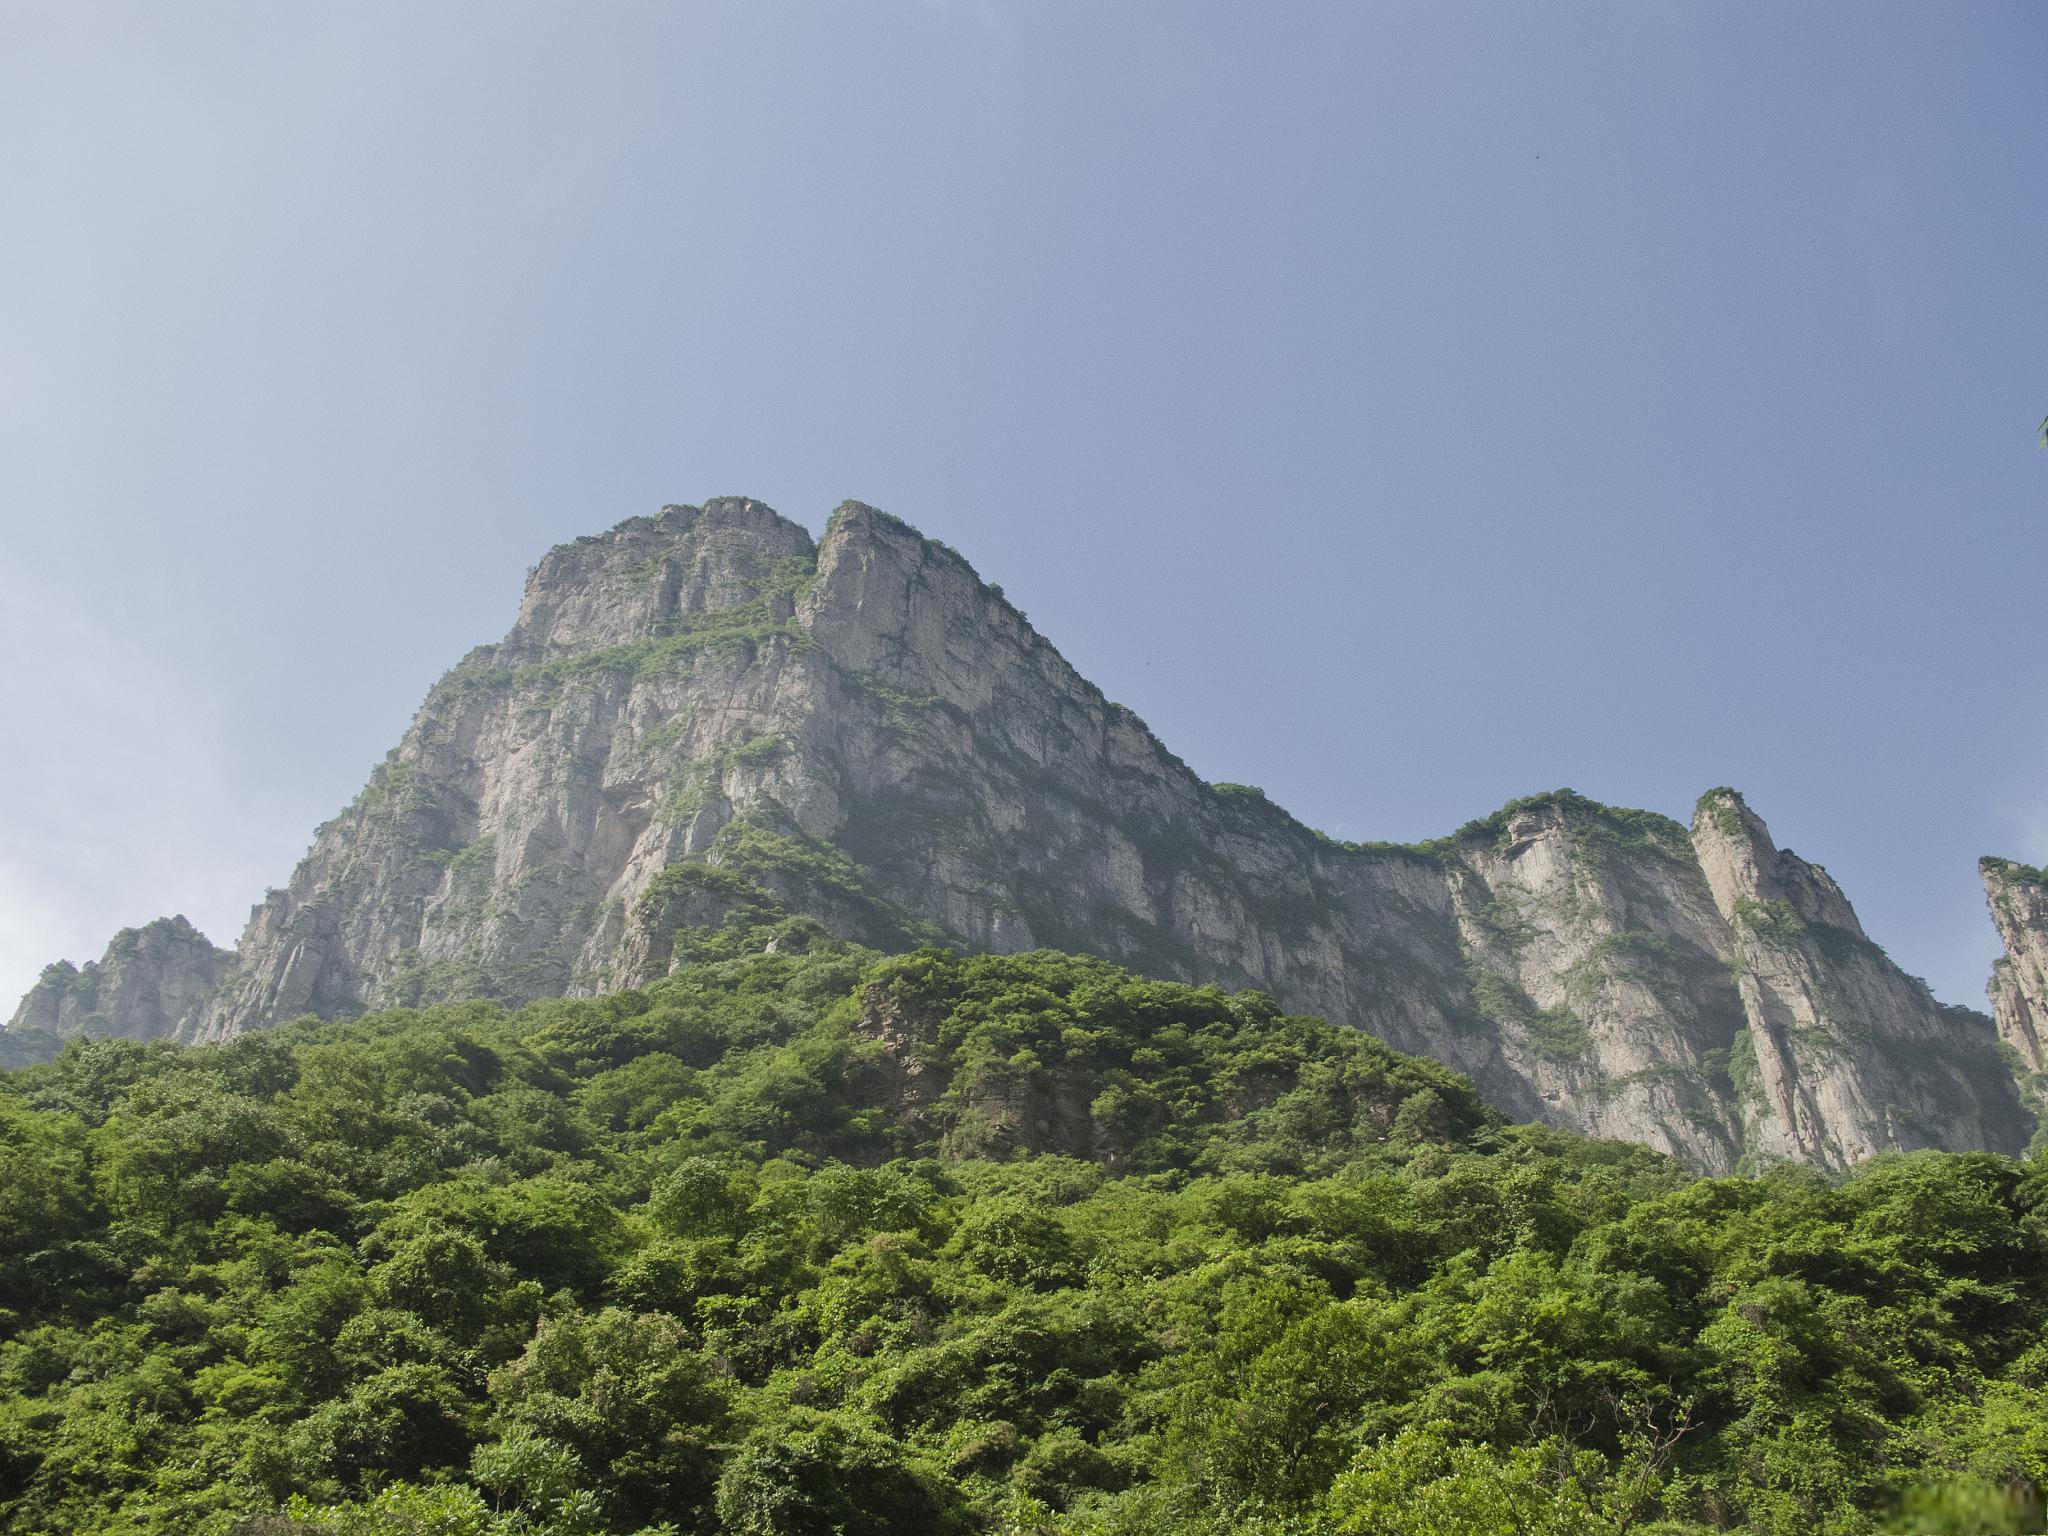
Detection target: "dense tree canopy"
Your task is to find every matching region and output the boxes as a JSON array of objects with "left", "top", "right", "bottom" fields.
[{"left": 2, "top": 943, "right": 2045, "bottom": 1534}]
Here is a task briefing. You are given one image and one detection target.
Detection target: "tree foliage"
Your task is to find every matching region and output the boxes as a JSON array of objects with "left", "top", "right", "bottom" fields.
[{"left": 0, "top": 945, "right": 2045, "bottom": 1533}]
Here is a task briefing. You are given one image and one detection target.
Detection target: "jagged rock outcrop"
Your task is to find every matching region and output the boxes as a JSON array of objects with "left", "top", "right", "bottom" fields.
[
  {"left": 9, "top": 497, "right": 2030, "bottom": 1170},
  {"left": 1689, "top": 791, "right": 2020, "bottom": 1166},
  {"left": 1983, "top": 857, "right": 2048, "bottom": 1075},
  {"left": 0, "top": 916, "right": 231, "bottom": 1066}
]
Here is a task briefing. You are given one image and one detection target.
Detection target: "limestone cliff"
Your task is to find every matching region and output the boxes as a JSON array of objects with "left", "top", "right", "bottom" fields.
[
  {"left": 1982, "top": 857, "right": 2048, "bottom": 1077},
  {"left": 8, "top": 498, "right": 2029, "bottom": 1170},
  {"left": 1689, "top": 791, "right": 2020, "bottom": 1166},
  {"left": 1, "top": 916, "right": 231, "bottom": 1066}
]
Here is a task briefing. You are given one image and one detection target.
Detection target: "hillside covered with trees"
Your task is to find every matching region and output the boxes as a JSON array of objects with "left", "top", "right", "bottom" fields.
[{"left": 3, "top": 941, "right": 2046, "bottom": 1535}]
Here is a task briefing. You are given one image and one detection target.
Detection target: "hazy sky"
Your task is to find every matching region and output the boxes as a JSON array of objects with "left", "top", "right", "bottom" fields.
[{"left": 2, "top": 2, "right": 2043, "bottom": 1012}]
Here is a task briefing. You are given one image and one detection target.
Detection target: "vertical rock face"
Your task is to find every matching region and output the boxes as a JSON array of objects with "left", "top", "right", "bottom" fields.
[
  {"left": 1429, "top": 798, "right": 1750, "bottom": 1171},
  {"left": 10, "top": 497, "right": 2032, "bottom": 1170},
  {"left": 1689, "top": 791, "right": 2021, "bottom": 1166},
  {"left": 1, "top": 916, "right": 231, "bottom": 1065},
  {"left": 193, "top": 498, "right": 831, "bottom": 1040},
  {"left": 1982, "top": 857, "right": 2048, "bottom": 1075}
]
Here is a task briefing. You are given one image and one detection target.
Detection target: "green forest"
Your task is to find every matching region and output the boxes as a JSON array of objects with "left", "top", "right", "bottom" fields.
[{"left": 3, "top": 941, "right": 2046, "bottom": 1535}]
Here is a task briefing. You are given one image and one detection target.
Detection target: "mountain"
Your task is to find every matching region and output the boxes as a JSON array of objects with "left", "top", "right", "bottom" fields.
[
  {"left": 1982, "top": 857, "right": 2048, "bottom": 1137},
  {"left": 4, "top": 497, "right": 2030, "bottom": 1171},
  {"left": 1, "top": 915, "right": 230, "bottom": 1068},
  {"left": 1983, "top": 857, "right": 2048, "bottom": 1070}
]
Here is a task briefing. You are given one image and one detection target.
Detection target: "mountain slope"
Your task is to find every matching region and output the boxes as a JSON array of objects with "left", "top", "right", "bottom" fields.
[{"left": 5, "top": 498, "right": 2027, "bottom": 1171}]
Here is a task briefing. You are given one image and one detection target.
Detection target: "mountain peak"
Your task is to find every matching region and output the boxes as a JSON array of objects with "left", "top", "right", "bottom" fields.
[
  {"left": 825, "top": 497, "right": 920, "bottom": 538},
  {"left": 1691, "top": 785, "right": 1863, "bottom": 937},
  {"left": 504, "top": 497, "right": 817, "bottom": 661},
  {"left": 5, "top": 498, "right": 2030, "bottom": 1171},
  {"left": 4, "top": 914, "right": 230, "bottom": 1060}
]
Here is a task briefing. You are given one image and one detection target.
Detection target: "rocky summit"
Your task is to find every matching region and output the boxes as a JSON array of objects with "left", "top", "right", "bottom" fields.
[
  {"left": 7, "top": 497, "right": 2039, "bottom": 1171},
  {"left": 2, "top": 914, "right": 231, "bottom": 1068}
]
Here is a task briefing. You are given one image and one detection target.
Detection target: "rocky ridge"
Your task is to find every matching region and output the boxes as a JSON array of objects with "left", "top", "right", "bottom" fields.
[
  {"left": 3, "top": 497, "right": 2031, "bottom": 1171},
  {"left": 1, "top": 916, "right": 231, "bottom": 1068},
  {"left": 1689, "top": 792, "right": 2016, "bottom": 1166}
]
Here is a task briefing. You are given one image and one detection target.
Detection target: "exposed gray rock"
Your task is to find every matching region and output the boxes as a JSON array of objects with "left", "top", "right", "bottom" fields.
[
  {"left": 1690, "top": 791, "right": 2019, "bottom": 1166},
  {"left": 1982, "top": 857, "right": 2048, "bottom": 1075},
  {"left": 1, "top": 915, "right": 231, "bottom": 1065},
  {"left": 10, "top": 497, "right": 2030, "bottom": 1170}
]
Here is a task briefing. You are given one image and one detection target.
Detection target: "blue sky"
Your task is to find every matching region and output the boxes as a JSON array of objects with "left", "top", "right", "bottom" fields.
[{"left": 1, "top": 2, "right": 2043, "bottom": 1010}]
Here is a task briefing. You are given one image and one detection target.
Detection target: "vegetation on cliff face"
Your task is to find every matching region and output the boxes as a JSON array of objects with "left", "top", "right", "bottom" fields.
[
  {"left": 3, "top": 945, "right": 2047, "bottom": 1535},
  {"left": 1983, "top": 857, "right": 2048, "bottom": 888}
]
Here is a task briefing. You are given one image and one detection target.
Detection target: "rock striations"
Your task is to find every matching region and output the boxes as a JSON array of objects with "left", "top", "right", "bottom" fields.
[
  {"left": 1688, "top": 792, "right": 2019, "bottom": 1166},
  {"left": 3, "top": 498, "right": 2032, "bottom": 1171}
]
